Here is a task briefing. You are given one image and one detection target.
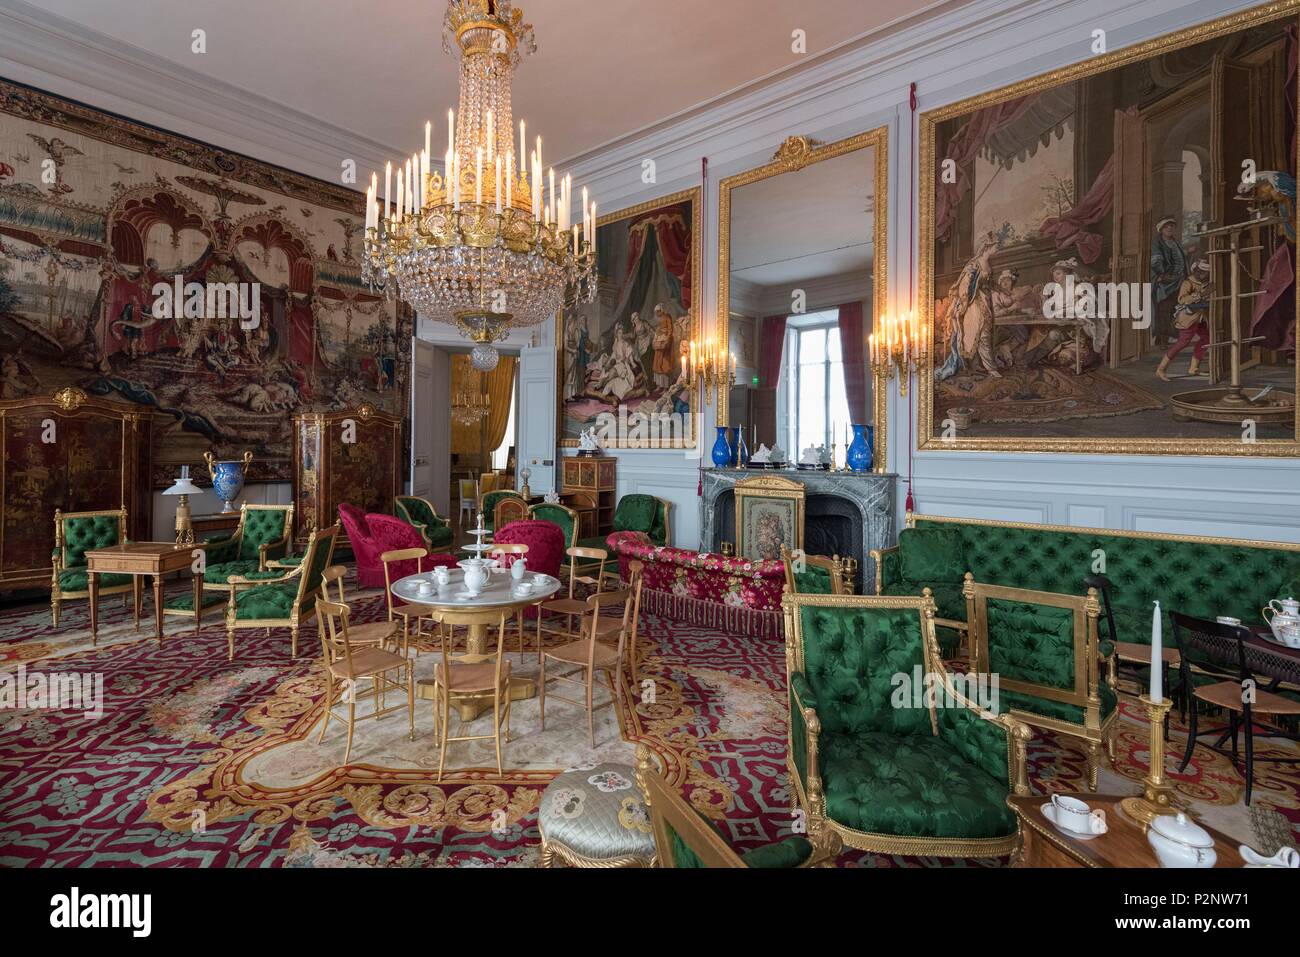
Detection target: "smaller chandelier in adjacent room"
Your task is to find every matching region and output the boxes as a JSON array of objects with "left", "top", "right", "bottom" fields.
[
  {"left": 362, "top": 0, "right": 597, "bottom": 370},
  {"left": 451, "top": 388, "right": 490, "bottom": 427}
]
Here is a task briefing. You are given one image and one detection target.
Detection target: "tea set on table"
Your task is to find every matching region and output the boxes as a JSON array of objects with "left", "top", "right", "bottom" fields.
[
  {"left": 1262, "top": 595, "right": 1300, "bottom": 649},
  {"left": 412, "top": 555, "right": 545, "bottom": 602}
]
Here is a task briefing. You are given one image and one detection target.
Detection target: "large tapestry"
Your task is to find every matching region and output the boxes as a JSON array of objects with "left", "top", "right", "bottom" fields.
[
  {"left": 919, "top": 3, "right": 1299, "bottom": 455},
  {"left": 557, "top": 189, "right": 699, "bottom": 449},
  {"left": 0, "top": 79, "right": 410, "bottom": 486}
]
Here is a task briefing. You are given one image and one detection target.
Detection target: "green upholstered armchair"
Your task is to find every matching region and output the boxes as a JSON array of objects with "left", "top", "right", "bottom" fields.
[
  {"left": 202, "top": 504, "right": 294, "bottom": 594},
  {"left": 965, "top": 575, "right": 1117, "bottom": 790},
  {"left": 480, "top": 490, "right": 524, "bottom": 532},
  {"left": 577, "top": 494, "right": 673, "bottom": 551},
  {"left": 872, "top": 525, "right": 971, "bottom": 658},
  {"left": 784, "top": 591, "right": 1030, "bottom": 858},
  {"left": 394, "top": 495, "right": 453, "bottom": 552},
  {"left": 781, "top": 545, "right": 848, "bottom": 595},
  {"left": 50, "top": 507, "right": 133, "bottom": 627},
  {"left": 223, "top": 523, "right": 338, "bottom": 660},
  {"left": 635, "top": 744, "right": 841, "bottom": 867},
  {"left": 529, "top": 502, "right": 579, "bottom": 549}
]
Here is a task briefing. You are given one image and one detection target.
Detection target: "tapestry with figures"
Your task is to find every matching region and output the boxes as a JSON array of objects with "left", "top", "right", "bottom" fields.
[{"left": 0, "top": 78, "right": 409, "bottom": 486}]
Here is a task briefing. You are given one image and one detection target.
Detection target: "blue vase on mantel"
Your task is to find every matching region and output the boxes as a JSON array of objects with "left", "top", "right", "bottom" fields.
[
  {"left": 711, "top": 426, "right": 733, "bottom": 468},
  {"left": 846, "top": 423, "right": 873, "bottom": 472}
]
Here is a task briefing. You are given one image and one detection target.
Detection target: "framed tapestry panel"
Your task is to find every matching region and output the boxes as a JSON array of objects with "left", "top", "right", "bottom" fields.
[
  {"left": 0, "top": 78, "right": 411, "bottom": 487},
  {"left": 918, "top": 1, "right": 1299, "bottom": 455},
  {"left": 734, "top": 475, "right": 805, "bottom": 563},
  {"left": 556, "top": 188, "right": 700, "bottom": 449}
]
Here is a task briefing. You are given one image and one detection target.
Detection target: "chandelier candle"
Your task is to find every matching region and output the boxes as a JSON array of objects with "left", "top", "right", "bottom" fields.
[{"left": 362, "top": 1, "right": 596, "bottom": 370}]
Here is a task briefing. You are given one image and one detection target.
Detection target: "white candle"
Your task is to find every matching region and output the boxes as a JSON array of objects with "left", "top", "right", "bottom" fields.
[
  {"left": 590, "top": 201, "right": 596, "bottom": 241},
  {"left": 549, "top": 168, "right": 555, "bottom": 225},
  {"left": 453, "top": 151, "right": 461, "bottom": 209},
  {"left": 536, "top": 135, "right": 541, "bottom": 175},
  {"left": 572, "top": 224, "right": 578, "bottom": 255},
  {"left": 384, "top": 162, "right": 392, "bottom": 220},
  {"left": 395, "top": 167, "right": 403, "bottom": 222},
  {"left": 1150, "top": 600, "right": 1163, "bottom": 702},
  {"left": 506, "top": 150, "right": 513, "bottom": 209},
  {"left": 445, "top": 148, "right": 452, "bottom": 199}
]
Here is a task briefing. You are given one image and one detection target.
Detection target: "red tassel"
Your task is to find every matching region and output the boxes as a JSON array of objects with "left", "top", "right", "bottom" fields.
[{"left": 905, "top": 487, "right": 915, "bottom": 513}]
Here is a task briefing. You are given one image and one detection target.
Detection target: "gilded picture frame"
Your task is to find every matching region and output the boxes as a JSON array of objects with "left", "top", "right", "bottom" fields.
[
  {"left": 917, "top": 0, "right": 1300, "bottom": 456},
  {"left": 734, "top": 475, "right": 806, "bottom": 562},
  {"left": 555, "top": 187, "right": 701, "bottom": 449},
  {"left": 717, "top": 127, "right": 890, "bottom": 471}
]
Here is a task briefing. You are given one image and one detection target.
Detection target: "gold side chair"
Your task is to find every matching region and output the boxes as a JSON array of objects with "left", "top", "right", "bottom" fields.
[
  {"left": 314, "top": 596, "right": 414, "bottom": 765},
  {"left": 380, "top": 547, "right": 435, "bottom": 655},
  {"left": 319, "top": 565, "right": 399, "bottom": 651},
  {"left": 428, "top": 607, "right": 512, "bottom": 781},
  {"left": 488, "top": 542, "right": 531, "bottom": 657},
  {"left": 540, "top": 585, "right": 634, "bottom": 747},
  {"left": 537, "top": 545, "right": 608, "bottom": 656}
]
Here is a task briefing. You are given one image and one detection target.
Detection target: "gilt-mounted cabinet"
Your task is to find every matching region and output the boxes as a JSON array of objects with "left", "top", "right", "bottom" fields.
[
  {"left": 0, "top": 387, "right": 154, "bottom": 592},
  {"left": 292, "top": 403, "right": 402, "bottom": 549},
  {"left": 561, "top": 456, "right": 616, "bottom": 542}
]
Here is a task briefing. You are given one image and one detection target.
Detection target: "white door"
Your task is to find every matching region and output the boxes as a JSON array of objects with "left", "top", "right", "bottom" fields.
[
  {"left": 516, "top": 344, "right": 557, "bottom": 495},
  {"left": 410, "top": 337, "right": 435, "bottom": 501}
]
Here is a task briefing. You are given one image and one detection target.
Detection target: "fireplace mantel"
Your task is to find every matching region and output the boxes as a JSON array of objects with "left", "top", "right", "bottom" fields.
[{"left": 700, "top": 469, "right": 897, "bottom": 593}]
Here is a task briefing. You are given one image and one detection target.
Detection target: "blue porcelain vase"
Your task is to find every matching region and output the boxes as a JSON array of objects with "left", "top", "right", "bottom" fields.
[
  {"left": 846, "top": 423, "right": 873, "bottom": 472},
  {"left": 204, "top": 451, "right": 253, "bottom": 513},
  {"left": 711, "top": 427, "right": 733, "bottom": 468}
]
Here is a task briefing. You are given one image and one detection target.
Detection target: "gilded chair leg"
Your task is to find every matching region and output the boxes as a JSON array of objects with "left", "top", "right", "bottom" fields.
[
  {"left": 540, "top": 842, "right": 554, "bottom": 867},
  {"left": 290, "top": 626, "right": 299, "bottom": 658},
  {"left": 407, "top": 667, "right": 415, "bottom": 741},
  {"left": 1106, "top": 725, "right": 1117, "bottom": 764},
  {"left": 494, "top": 695, "right": 504, "bottom": 779},
  {"left": 1086, "top": 740, "right": 1100, "bottom": 791},
  {"left": 586, "top": 669, "right": 595, "bottom": 748},
  {"left": 344, "top": 696, "right": 356, "bottom": 765},
  {"left": 318, "top": 677, "right": 334, "bottom": 743},
  {"left": 436, "top": 687, "right": 450, "bottom": 783},
  {"left": 227, "top": 624, "right": 235, "bottom": 661},
  {"left": 538, "top": 655, "right": 547, "bottom": 730}
]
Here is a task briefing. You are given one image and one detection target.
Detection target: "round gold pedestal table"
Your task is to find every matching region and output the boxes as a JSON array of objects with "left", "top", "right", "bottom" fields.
[{"left": 390, "top": 567, "right": 562, "bottom": 721}]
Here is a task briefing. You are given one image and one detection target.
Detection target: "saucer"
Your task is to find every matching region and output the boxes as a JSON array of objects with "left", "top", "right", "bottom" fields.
[{"left": 1040, "top": 803, "right": 1102, "bottom": 840}]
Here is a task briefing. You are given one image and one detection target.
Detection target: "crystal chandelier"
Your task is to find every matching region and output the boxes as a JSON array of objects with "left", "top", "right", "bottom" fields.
[
  {"left": 362, "top": 0, "right": 597, "bottom": 369},
  {"left": 451, "top": 388, "right": 489, "bottom": 426}
]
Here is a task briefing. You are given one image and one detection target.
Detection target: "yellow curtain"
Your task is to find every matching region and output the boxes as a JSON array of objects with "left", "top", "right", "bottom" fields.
[{"left": 450, "top": 354, "right": 516, "bottom": 456}]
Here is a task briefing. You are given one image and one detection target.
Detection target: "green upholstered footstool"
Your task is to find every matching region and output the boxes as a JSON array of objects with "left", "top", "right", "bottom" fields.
[{"left": 538, "top": 763, "right": 656, "bottom": 868}]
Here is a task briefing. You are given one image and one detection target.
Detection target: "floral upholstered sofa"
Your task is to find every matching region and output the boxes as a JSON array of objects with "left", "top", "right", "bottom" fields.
[{"left": 609, "top": 531, "right": 786, "bottom": 637}]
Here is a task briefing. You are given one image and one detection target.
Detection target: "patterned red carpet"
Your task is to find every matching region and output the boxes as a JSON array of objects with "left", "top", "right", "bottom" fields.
[{"left": 0, "top": 585, "right": 1296, "bottom": 867}]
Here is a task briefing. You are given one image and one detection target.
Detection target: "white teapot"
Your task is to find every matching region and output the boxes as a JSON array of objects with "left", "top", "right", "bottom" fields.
[
  {"left": 1148, "top": 812, "right": 1216, "bottom": 868},
  {"left": 1263, "top": 596, "right": 1300, "bottom": 648},
  {"left": 459, "top": 559, "right": 488, "bottom": 597}
]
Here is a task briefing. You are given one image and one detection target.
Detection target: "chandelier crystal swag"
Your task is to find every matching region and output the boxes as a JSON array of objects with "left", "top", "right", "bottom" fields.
[{"left": 362, "top": 0, "right": 597, "bottom": 370}]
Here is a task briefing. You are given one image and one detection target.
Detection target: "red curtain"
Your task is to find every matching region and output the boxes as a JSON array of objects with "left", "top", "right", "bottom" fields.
[
  {"left": 758, "top": 315, "right": 787, "bottom": 389},
  {"left": 626, "top": 202, "right": 692, "bottom": 308},
  {"left": 934, "top": 94, "right": 1036, "bottom": 243},
  {"left": 837, "top": 301, "right": 867, "bottom": 422}
]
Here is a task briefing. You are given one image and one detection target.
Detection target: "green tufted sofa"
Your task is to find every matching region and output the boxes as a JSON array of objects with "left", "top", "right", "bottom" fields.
[
  {"left": 394, "top": 495, "right": 453, "bottom": 552},
  {"left": 577, "top": 494, "right": 673, "bottom": 551},
  {"left": 202, "top": 504, "right": 294, "bottom": 594},
  {"left": 783, "top": 591, "right": 1030, "bottom": 857},
  {"left": 223, "top": 523, "right": 338, "bottom": 660},
  {"left": 50, "top": 507, "right": 134, "bottom": 626},
  {"left": 874, "top": 514, "right": 1300, "bottom": 659}
]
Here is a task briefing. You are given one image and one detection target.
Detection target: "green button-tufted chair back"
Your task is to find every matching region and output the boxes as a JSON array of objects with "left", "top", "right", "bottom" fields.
[
  {"left": 797, "top": 603, "right": 933, "bottom": 737},
  {"left": 59, "top": 511, "right": 126, "bottom": 567},
  {"left": 613, "top": 494, "right": 668, "bottom": 546},
  {"left": 984, "top": 597, "right": 1076, "bottom": 691},
  {"left": 793, "top": 566, "right": 835, "bottom": 594},
  {"left": 530, "top": 502, "right": 577, "bottom": 549},
  {"left": 294, "top": 524, "right": 339, "bottom": 614},
  {"left": 395, "top": 495, "right": 435, "bottom": 529},
  {"left": 238, "top": 506, "right": 291, "bottom": 561},
  {"left": 914, "top": 519, "right": 1300, "bottom": 629}
]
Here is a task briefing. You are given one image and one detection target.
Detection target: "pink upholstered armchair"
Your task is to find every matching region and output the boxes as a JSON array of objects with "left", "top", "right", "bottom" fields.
[
  {"left": 338, "top": 504, "right": 456, "bottom": 588},
  {"left": 493, "top": 519, "right": 565, "bottom": 620}
]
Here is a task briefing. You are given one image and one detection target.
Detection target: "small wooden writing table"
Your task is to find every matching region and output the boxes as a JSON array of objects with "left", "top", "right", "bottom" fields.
[{"left": 86, "top": 542, "right": 200, "bottom": 646}]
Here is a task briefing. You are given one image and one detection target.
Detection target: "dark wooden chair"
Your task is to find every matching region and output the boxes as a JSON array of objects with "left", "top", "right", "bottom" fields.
[{"left": 1171, "top": 611, "right": 1300, "bottom": 804}]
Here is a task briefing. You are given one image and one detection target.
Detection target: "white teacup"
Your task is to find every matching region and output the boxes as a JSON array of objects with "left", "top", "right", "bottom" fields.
[
  {"left": 433, "top": 568, "right": 451, "bottom": 586},
  {"left": 1051, "top": 794, "right": 1107, "bottom": 835},
  {"left": 417, "top": 580, "right": 435, "bottom": 597},
  {"left": 514, "top": 581, "right": 535, "bottom": 597}
]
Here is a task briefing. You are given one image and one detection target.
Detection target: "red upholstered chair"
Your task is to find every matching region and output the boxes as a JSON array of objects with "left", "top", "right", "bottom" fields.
[
  {"left": 339, "top": 505, "right": 455, "bottom": 588},
  {"left": 495, "top": 520, "right": 565, "bottom": 636}
]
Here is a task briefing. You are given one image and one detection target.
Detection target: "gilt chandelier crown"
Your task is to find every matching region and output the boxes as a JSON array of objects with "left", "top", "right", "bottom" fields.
[{"left": 363, "top": 0, "right": 595, "bottom": 369}]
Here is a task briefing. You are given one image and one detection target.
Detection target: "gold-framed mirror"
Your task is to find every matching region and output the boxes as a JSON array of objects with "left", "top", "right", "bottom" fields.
[{"left": 717, "top": 128, "right": 888, "bottom": 471}]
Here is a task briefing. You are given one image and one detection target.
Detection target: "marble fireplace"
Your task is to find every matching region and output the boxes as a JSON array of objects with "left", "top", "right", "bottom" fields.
[{"left": 700, "top": 469, "right": 898, "bottom": 593}]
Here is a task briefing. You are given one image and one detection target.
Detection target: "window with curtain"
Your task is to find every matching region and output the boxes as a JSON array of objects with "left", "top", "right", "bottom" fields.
[
  {"left": 783, "top": 311, "right": 849, "bottom": 455},
  {"left": 491, "top": 378, "right": 516, "bottom": 471}
]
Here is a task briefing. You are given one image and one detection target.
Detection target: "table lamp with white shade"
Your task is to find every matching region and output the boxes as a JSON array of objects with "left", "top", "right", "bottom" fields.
[{"left": 163, "top": 466, "right": 202, "bottom": 546}]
